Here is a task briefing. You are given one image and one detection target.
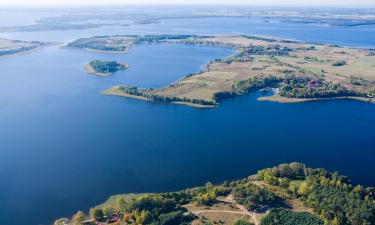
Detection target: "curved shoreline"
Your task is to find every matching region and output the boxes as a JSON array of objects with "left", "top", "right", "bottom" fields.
[{"left": 258, "top": 94, "right": 375, "bottom": 104}]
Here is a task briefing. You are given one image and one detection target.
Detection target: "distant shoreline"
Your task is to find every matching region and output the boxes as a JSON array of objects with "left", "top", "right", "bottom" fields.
[{"left": 85, "top": 48, "right": 129, "bottom": 54}]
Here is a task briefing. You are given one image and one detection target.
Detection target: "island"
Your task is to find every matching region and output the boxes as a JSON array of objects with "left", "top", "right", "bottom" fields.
[
  {"left": 68, "top": 35, "right": 375, "bottom": 108},
  {"left": 54, "top": 162, "right": 375, "bottom": 225},
  {"left": 85, "top": 60, "right": 129, "bottom": 76},
  {"left": 0, "top": 38, "right": 45, "bottom": 57}
]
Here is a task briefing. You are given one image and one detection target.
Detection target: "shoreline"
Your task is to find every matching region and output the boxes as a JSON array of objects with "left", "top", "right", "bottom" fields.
[
  {"left": 84, "top": 64, "right": 112, "bottom": 76},
  {"left": 0, "top": 45, "right": 44, "bottom": 58},
  {"left": 258, "top": 94, "right": 375, "bottom": 104},
  {"left": 85, "top": 48, "right": 129, "bottom": 54},
  {"left": 102, "top": 86, "right": 217, "bottom": 108}
]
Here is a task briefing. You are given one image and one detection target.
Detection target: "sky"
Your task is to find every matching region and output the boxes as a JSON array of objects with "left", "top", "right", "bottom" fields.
[{"left": 0, "top": 0, "right": 374, "bottom": 7}]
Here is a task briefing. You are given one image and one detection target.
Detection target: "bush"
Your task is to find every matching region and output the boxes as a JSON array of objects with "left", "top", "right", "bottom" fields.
[{"left": 332, "top": 60, "right": 346, "bottom": 66}]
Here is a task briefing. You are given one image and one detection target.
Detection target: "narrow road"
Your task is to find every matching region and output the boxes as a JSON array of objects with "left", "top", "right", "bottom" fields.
[
  {"left": 225, "top": 195, "right": 260, "bottom": 225},
  {"left": 191, "top": 210, "right": 249, "bottom": 215},
  {"left": 188, "top": 195, "right": 260, "bottom": 225}
]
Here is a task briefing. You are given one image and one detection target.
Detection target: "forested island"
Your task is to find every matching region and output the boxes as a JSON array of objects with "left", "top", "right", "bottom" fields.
[
  {"left": 54, "top": 163, "right": 375, "bottom": 225},
  {"left": 68, "top": 34, "right": 375, "bottom": 107},
  {"left": 85, "top": 60, "right": 129, "bottom": 76}
]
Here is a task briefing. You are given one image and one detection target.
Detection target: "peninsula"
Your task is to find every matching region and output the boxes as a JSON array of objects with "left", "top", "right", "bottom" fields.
[
  {"left": 85, "top": 60, "right": 129, "bottom": 76},
  {"left": 68, "top": 35, "right": 375, "bottom": 107},
  {"left": 54, "top": 163, "right": 375, "bottom": 225},
  {"left": 0, "top": 38, "right": 45, "bottom": 57}
]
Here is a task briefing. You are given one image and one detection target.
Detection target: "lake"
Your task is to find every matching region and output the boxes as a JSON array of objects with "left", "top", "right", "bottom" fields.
[{"left": 0, "top": 7, "right": 375, "bottom": 225}]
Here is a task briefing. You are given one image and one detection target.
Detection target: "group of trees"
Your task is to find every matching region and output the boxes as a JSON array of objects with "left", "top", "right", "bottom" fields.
[
  {"left": 257, "top": 163, "right": 375, "bottom": 225},
  {"left": 332, "top": 60, "right": 347, "bottom": 66},
  {"left": 118, "top": 85, "right": 216, "bottom": 106},
  {"left": 232, "top": 183, "right": 277, "bottom": 211},
  {"left": 116, "top": 194, "right": 196, "bottom": 225},
  {"left": 89, "top": 60, "right": 127, "bottom": 74},
  {"left": 241, "top": 45, "right": 293, "bottom": 57},
  {"left": 212, "top": 75, "right": 282, "bottom": 101},
  {"left": 257, "top": 162, "right": 308, "bottom": 186},
  {"left": 68, "top": 36, "right": 131, "bottom": 52},
  {"left": 260, "top": 208, "right": 323, "bottom": 225},
  {"left": 67, "top": 192, "right": 197, "bottom": 225},
  {"left": 280, "top": 83, "right": 367, "bottom": 99},
  {"left": 279, "top": 74, "right": 368, "bottom": 99},
  {"left": 60, "top": 162, "right": 375, "bottom": 225},
  {"left": 191, "top": 182, "right": 228, "bottom": 206},
  {"left": 71, "top": 211, "right": 85, "bottom": 225},
  {"left": 135, "top": 35, "right": 198, "bottom": 44},
  {"left": 218, "top": 45, "right": 293, "bottom": 64}
]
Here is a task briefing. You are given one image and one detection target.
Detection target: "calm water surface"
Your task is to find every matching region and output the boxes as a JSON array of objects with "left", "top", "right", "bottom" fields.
[{"left": 0, "top": 8, "right": 375, "bottom": 225}]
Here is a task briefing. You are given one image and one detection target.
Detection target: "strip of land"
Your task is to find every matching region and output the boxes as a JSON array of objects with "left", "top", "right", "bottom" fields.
[
  {"left": 68, "top": 34, "right": 375, "bottom": 107},
  {"left": 0, "top": 38, "right": 45, "bottom": 57}
]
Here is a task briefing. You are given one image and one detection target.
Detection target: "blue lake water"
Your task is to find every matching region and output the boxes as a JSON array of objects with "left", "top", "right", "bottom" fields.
[{"left": 0, "top": 7, "right": 375, "bottom": 225}]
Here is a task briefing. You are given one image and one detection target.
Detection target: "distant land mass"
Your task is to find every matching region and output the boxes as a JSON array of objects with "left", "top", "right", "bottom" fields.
[{"left": 1, "top": 7, "right": 375, "bottom": 33}]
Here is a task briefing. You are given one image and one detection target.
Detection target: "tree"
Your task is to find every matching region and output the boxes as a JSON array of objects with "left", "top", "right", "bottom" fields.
[
  {"left": 136, "top": 210, "right": 153, "bottom": 224},
  {"left": 260, "top": 208, "right": 323, "bottom": 225},
  {"left": 103, "top": 206, "right": 115, "bottom": 217},
  {"left": 71, "top": 211, "right": 84, "bottom": 225},
  {"left": 232, "top": 183, "right": 277, "bottom": 210},
  {"left": 89, "top": 208, "right": 104, "bottom": 221}
]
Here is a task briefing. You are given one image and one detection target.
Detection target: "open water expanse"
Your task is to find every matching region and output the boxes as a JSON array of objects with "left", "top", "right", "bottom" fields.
[{"left": 0, "top": 7, "right": 375, "bottom": 225}]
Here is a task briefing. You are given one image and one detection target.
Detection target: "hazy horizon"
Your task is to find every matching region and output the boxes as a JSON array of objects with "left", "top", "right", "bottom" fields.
[{"left": 0, "top": 0, "right": 374, "bottom": 7}]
